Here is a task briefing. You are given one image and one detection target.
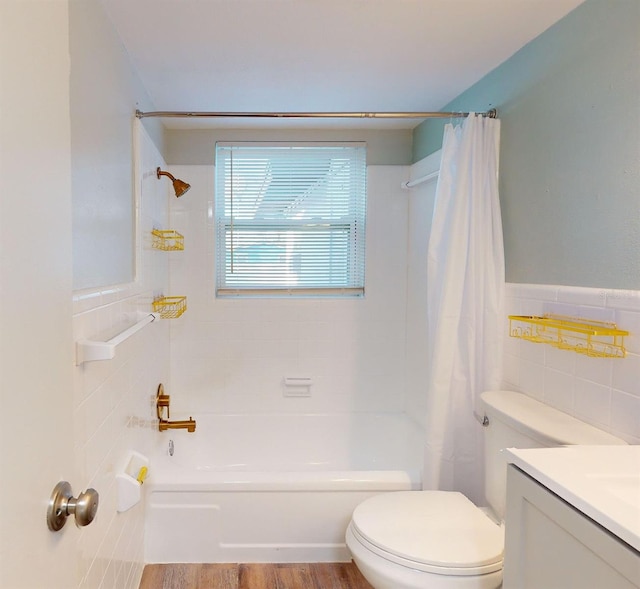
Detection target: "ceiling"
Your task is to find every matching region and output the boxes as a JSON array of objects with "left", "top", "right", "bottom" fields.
[{"left": 101, "top": 0, "right": 585, "bottom": 129}]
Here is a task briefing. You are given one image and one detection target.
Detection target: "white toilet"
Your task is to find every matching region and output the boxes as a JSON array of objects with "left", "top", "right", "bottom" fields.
[{"left": 346, "top": 390, "right": 627, "bottom": 589}]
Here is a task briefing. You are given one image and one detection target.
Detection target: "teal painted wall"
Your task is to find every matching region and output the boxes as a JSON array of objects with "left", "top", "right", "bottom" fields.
[{"left": 413, "top": 0, "right": 639, "bottom": 290}]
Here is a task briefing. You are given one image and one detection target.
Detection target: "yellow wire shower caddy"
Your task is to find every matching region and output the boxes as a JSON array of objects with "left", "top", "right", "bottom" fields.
[
  {"left": 508, "top": 314, "right": 628, "bottom": 358},
  {"left": 153, "top": 296, "right": 187, "bottom": 319},
  {"left": 151, "top": 229, "right": 184, "bottom": 251}
]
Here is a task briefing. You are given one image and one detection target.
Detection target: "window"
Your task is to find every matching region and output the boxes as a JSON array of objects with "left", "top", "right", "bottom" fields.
[{"left": 215, "top": 143, "right": 367, "bottom": 297}]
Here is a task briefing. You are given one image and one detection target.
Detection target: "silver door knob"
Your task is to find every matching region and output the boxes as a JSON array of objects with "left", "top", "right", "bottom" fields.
[{"left": 47, "top": 481, "right": 99, "bottom": 532}]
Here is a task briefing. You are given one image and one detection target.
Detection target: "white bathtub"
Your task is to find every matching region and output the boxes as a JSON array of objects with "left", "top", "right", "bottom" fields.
[{"left": 145, "top": 412, "right": 423, "bottom": 563}]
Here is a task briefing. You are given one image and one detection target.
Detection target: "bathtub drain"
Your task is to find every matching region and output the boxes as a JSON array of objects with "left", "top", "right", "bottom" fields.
[{"left": 168, "top": 439, "right": 174, "bottom": 456}]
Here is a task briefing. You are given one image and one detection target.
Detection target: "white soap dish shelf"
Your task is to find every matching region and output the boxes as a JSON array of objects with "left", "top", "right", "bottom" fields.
[{"left": 116, "top": 451, "right": 149, "bottom": 513}]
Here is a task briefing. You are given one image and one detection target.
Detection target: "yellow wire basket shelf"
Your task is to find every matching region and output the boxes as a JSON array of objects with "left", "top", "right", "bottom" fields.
[
  {"left": 151, "top": 229, "right": 184, "bottom": 251},
  {"left": 508, "top": 314, "right": 628, "bottom": 359},
  {"left": 153, "top": 296, "right": 187, "bottom": 319}
]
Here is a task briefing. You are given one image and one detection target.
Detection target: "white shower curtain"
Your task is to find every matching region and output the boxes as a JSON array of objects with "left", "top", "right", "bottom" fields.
[{"left": 423, "top": 113, "right": 504, "bottom": 505}]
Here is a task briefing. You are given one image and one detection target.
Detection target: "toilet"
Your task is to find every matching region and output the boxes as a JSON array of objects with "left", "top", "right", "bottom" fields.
[{"left": 346, "top": 390, "right": 627, "bottom": 589}]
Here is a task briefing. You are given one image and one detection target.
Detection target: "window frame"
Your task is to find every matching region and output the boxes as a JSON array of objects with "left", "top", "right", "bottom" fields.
[{"left": 214, "top": 142, "right": 367, "bottom": 298}]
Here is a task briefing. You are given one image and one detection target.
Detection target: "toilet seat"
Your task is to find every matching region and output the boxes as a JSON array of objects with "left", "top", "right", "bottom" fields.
[{"left": 350, "top": 491, "right": 504, "bottom": 576}]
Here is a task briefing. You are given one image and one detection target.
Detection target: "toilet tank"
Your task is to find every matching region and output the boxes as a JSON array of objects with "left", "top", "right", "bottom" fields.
[{"left": 480, "top": 390, "right": 626, "bottom": 520}]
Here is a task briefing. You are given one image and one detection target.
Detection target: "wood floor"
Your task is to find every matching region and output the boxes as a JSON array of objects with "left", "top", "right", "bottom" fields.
[{"left": 139, "top": 563, "right": 374, "bottom": 589}]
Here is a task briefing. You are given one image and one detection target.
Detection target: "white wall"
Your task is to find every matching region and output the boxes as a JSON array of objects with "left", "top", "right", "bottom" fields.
[
  {"left": 404, "top": 152, "right": 439, "bottom": 428},
  {"left": 0, "top": 2, "right": 76, "bottom": 587},
  {"left": 70, "top": 0, "right": 164, "bottom": 291},
  {"left": 1, "top": 4, "right": 169, "bottom": 589},
  {"left": 71, "top": 124, "right": 171, "bottom": 588},
  {"left": 167, "top": 164, "right": 410, "bottom": 416},
  {"left": 166, "top": 128, "right": 413, "bottom": 165},
  {"left": 67, "top": 0, "right": 171, "bottom": 585}
]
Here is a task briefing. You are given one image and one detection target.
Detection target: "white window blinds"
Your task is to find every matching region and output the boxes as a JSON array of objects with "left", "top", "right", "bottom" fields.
[{"left": 215, "top": 143, "right": 367, "bottom": 297}]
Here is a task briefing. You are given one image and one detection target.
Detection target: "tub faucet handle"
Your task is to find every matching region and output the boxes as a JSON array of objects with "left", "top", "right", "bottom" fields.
[
  {"left": 157, "top": 394, "right": 171, "bottom": 418},
  {"left": 156, "top": 383, "right": 171, "bottom": 419}
]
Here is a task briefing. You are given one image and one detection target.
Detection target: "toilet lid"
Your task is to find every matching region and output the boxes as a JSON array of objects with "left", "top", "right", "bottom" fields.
[{"left": 351, "top": 491, "right": 504, "bottom": 575}]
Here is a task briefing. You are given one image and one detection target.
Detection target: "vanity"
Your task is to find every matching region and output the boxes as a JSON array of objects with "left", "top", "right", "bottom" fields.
[{"left": 504, "top": 445, "right": 640, "bottom": 589}]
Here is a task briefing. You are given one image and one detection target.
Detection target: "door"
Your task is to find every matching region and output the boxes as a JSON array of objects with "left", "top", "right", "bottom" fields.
[{"left": 0, "top": 1, "right": 79, "bottom": 587}]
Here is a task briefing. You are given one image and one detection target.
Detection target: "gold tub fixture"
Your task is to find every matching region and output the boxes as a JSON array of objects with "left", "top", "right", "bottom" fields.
[
  {"left": 156, "top": 384, "right": 196, "bottom": 433},
  {"left": 159, "top": 418, "right": 196, "bottom": 433}
]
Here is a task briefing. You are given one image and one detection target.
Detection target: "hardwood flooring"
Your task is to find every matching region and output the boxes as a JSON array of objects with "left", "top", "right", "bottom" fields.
[{"left": 139, "top": 563, "right": 374, "bottom": 589}]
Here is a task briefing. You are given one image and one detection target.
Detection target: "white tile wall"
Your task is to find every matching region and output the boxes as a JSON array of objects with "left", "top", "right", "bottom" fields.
[
  {"left": 404, "top": 151, "right": 440, "bottom": 428},
  {"left": 71, "top": 125, "right": 170, "bottom": 589},
  {"left": 503, "top": 283, "right": 640, "bottom": 443},
  {"left": 168, "top": 164, "right": 411, "bottom": 416}
]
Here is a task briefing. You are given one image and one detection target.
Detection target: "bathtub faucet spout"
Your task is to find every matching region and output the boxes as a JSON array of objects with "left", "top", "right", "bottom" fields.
[
  {"left": 156, "top": 384, "right": 196, "bottom": 433},
  {"left": 159, "top": 417, "right": 196, "bottom": 433}
]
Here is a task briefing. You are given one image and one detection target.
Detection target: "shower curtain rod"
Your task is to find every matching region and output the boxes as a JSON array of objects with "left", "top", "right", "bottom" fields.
[{"left": 135, "top": 108, "right": 497, "bottom": 120}]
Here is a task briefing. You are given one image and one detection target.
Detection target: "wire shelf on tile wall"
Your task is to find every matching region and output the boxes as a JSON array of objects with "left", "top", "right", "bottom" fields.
[
  {"left": 153, "top": 296, "right": 187, "bottom": 319},
  {"left": 151, "top": 229, "right": 184, "bottom": 251},
  {"left": 508, "top": 314, "right": 628, "bottom": 359}
]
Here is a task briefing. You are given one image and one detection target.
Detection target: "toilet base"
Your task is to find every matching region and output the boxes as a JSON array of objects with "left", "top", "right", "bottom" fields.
[{"left": 346, "top": 525, "right": 502, "bottom": 589}]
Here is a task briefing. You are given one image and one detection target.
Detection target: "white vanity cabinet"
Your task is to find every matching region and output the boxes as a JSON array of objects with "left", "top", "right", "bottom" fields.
[{"left": 503, "top": 464, "right": 640, "bottom": 589}]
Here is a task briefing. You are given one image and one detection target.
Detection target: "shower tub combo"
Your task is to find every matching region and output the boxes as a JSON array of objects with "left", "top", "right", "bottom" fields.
[{"left": 145, "top": 412, "right": 423, "bottom": 563}]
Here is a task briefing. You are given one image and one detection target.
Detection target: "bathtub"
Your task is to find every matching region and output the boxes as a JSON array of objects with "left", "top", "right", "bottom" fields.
[{"left": 145, "top": 412, "right": 423, "bottom": 563}]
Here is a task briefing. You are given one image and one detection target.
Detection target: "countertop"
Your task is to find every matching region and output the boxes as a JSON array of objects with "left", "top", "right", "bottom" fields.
[{"left": 506, "top": 445, "right": 640, "bottom": 552}]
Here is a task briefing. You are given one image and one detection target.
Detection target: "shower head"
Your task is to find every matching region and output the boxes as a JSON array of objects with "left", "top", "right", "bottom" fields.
[{"left": 157, "top": 167, "right": 190, "bottom": 197}]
